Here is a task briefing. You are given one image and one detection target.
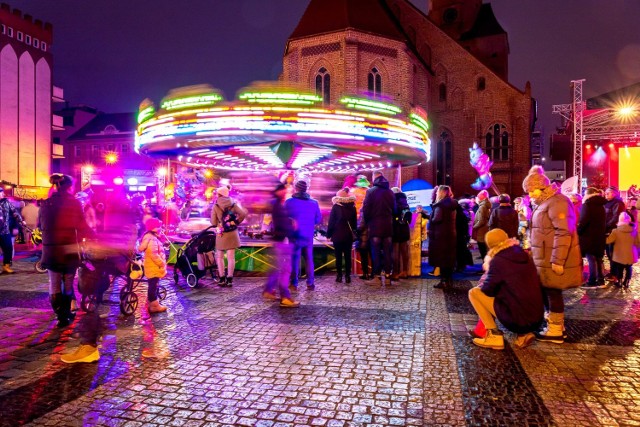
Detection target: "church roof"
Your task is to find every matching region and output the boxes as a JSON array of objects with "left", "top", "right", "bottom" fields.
[
  {"left": 460, "top": 3, "right": 506, "bottom": 41},
  {"left": 68, "top": 112, "right": 136, "bottom": 141},
  {"left": 288, "top": 0, "right": 405, "bottom": 41}
]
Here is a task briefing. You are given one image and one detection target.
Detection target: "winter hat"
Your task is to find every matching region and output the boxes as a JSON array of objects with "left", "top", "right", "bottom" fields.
[
  {"left": 216, "top": 186, "right": 229, "bottom": 197},
  {"left": 606, "top": 185, "right": 619, "bottom": 193},
  {"left": 485, "top": 228, "right": 509, "bottom": 249},
  {"left": 336, "top": 187, "right": 350, "bottom": 198},
  {"left": 144, "top": 217, "right": 162, "bottom": 231},
  {"left": 355, "top": 175, "right": 370, "bottom": 188},
  {"left": 295, "top": 180, "right": 308, "bottom": 193},
  {"left": 498, "top": 194, "right": 510, "bottom": 204},
  {"left": 272, "top": 183, "right": 286, "bottom": 195},
  {"left": 618, "top": 212, "right": 632, "bottom": 226},
  {"left": 522, "top": 165, "right": 551, "bottom": 193},
  {"left": 391, "top": 187, "right": 401, "bottom": 194}
]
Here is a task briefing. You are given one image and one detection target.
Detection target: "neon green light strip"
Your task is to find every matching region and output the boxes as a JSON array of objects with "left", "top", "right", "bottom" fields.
[
  {"left": 161, "top": 94, "right": 223, "bottom": 111},
  {"left": 238, "top": 92, "right": 322, "bottom": 105},
  {"left": 137, "top": 106, "right": 156, "bottom": 124},
  {"left": 339, "top": 97, "right": 401, "bottom": 115},
  {"left": 409, "top": 113, "right": 429, "bottom": 132}
]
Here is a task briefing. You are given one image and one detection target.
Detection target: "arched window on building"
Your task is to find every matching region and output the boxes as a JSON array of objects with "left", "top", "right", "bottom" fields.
[
  {"left": 368, "top": 67, "right": 382, "bottom": 98},
  {"left": 485, "top": 123, "right": 509, "bottom": 161},
  {"left": 436, "top": 131, "right": 453, "bottom": 186},
  {"left": 439, "top": 83, "right": 447, "bottom": 102},
  {"left": 315, "top": 67, "right": 331, "bottom": 104}
]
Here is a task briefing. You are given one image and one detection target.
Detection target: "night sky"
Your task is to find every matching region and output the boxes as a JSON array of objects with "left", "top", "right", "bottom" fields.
[{"left": 7, "top": 0, "right": 640, "bottom": 145}]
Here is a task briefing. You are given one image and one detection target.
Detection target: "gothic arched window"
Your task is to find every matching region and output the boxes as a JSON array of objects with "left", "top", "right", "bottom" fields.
[
  {"left": 439, "top": 83, "right": 447, "bottom": 102},
  {"left": 485, "top": 123, "right": 509, "bottom": 161},
  {"left": 315, "top": 67, "right": 331, "bottom": 104},
  {"left": 436, "top": 130, "right": 453, "bottom": 186},
  {"left": 368, "top": 67, "right": 382, "bottom": 98}
]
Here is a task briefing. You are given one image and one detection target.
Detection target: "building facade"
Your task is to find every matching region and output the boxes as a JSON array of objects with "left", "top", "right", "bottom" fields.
[
  {"left": 282, "top": 0, "right": 533, "bottom": 196},
  {"left": 0, "top": 3, "right": 63, "bottom": 198}
]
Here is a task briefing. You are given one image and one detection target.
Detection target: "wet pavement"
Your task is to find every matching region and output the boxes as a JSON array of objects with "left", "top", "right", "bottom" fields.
[{"left": 1, "top": 253, "right": 640, "bottom": 426}]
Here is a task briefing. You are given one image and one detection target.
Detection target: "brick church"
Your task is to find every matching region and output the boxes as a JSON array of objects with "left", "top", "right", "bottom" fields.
[{"left": 281, "top": 0, "right": 534, "bottom": 197}]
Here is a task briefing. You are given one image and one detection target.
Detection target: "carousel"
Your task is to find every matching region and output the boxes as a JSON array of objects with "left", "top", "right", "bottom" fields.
[{"left": 136, "top": 82, "right": 431, "bottom": 275}]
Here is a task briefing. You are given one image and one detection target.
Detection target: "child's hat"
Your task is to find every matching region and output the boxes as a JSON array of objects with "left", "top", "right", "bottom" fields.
[
  {"left": 618, "top": 212, "right": 632, "bottom": 226},
  {"left": 144, "top": 217, "right": 162, "bottom": 231}
]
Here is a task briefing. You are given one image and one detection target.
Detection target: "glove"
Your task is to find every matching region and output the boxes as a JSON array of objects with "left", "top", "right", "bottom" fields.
[{"left": 551, "top": 263, "right": 564, "bottom": 275}]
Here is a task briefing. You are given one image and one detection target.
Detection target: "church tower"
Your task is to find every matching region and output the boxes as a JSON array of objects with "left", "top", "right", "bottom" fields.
[{"left": 427, "top": 0, "right": 482, "bottom": 39}]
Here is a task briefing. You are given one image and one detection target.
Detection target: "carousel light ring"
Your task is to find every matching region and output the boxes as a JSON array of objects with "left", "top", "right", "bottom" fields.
[{"left": 136, "top": 85, "right": 431, "bottom": 173}]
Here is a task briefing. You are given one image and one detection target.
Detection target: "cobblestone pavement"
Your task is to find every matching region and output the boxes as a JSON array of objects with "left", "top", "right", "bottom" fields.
[{"left": 1, "top": 254, "right": 640, "bottom": 426}]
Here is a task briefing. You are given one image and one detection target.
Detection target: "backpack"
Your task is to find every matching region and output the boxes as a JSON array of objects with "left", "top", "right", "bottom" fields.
[
  {"left": 397, "top": 207, "right": 411, "bottom": 225},
  {"left": 220, "top": 203, "right": 239, "bottom": 232}
]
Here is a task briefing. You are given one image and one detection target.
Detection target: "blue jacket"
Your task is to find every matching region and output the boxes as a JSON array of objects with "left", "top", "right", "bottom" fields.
[{"left": 284, "top": 192, "right": 321, "bottom": 244}]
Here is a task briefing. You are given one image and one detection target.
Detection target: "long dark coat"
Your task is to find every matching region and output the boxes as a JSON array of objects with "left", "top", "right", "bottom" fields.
[
  {"left": 577, "top": 194, "right": 607, "bottom": 257},
  {"left": 362, "top": 176, "right": 396, "bottom": 238},
  {"left": 327, "top": 197, "right": 357, "bottom": 244},
  {"left": 392, "top": 192, "right": 411, "bottom": 243},
  {"left": 488, "top": 205, "right": 519, "bottom": 238},
  {"left": 428, "top": 196, "right": 458, "bottom": 269},
  {"left": 38, "top": 191, "right": 94, "bottom": 273}
]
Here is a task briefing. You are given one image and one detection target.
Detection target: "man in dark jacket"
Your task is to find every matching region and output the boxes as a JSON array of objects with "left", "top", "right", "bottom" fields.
[
  {"left": 469, "top": 228, "right": 544, "bottom": 350},
  {"left": 0, "top": 187, "right": 26, "bottom": 273},
  {"left": 429, "top": 186, "right": 458, "bottom": 288},
  {"left": 488, "top": 194, "right": 519, "bottom": 238},
  {"left": 391, "top": 188, "right": 411, "bottom": 279},
  {"left": 578, "top": 187, "right": 607, "bottom": 289},
  {"left": 264, "top": 184, "right": 299, "bottom": 307},
  {"left": 362, "top": 172, "right": 396, "bottom": 284},
  {"left": 604, "top": 186, "right": 627, "bottom": 270}
]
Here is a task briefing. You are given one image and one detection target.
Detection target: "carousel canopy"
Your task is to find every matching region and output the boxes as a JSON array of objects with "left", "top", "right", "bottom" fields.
[{"left": 136, "top": 83, "right": 430, "bottom": 173}]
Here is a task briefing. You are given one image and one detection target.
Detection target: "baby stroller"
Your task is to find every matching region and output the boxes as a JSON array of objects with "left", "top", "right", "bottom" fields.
[
  {"left": 173, "top": 225, "right": 217, "bottom": 288},
  {"left": 22, "top": 225, "right": 47, "bottom": 273},
  {"left": 78, "top": 247, "right": 167, "bottom": 316}
]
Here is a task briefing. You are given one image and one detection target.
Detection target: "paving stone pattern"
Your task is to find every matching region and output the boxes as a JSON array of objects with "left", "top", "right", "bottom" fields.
[{"left": 1, "top": 258, "right": 640, "bottom": 425}]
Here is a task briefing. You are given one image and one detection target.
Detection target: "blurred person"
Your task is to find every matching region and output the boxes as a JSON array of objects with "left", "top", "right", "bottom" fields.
[
  {"left": 514, "top": 196, "right": 532, "bottom": 249},
  {"left": 285, "top": 180, "right": 321, "bottom": 290},
  {"left": 578, "top": 187, "right": 607, "bottom": 289},
  {"left": 103, "top": 187, "right": 137, "bottom": 253},
  {"left": 472, "top": 189, "right": 491, "bottom": 260},
  {"left": 606, "top": 212, "right": 640, "bottom": 289},
  {"left": 455, "top": 199, "right": 474, "bottom": 272},
  {"left": 38, "top": 174, "right": 94, "bottom": 328},
  {"left": 604, "top": 186, "right": 626, "bottom": 275},
  {"left": 352, "top": 175, "right": 370, "bottom": 215},
  {"left": 523, "top": 166, "right": 582, "bottom": 344},
  {"left": 138, "top": 218, "right": 168, "bottom": 313},
  {"left": 263, "top": 184, "right": 299, "bottom": 307},
  {"left": 75, "top": 192, "right": 97, "bottom": 232},
  {"left": 211, "top": 186, "right": 247, "bottom": 288},
  {"left": 488, "top": 194, "right": 519, "bottom": 238},
  {"left": 355, "top": 177, "right": 372, "bottom": 280},
  {"left": 568, "top": 192, "right": 583, "bottom": 221},
  {"left": 391, "top": 187, "right": 412, "bottom": 279},
  {"left": 94, "top": 202, "right": 105, "bottom": 233},
  {"left": 429, "top": 186, "right": 458, "bottom": 289},
  {"left": 21, "top": 199, "right": 39, "bottom": 248},
  {"left": 362, "top": 172, "right": 396, "bottom": 284},
  {"left": 0, "top": 187, "right": 26, "bottom": 273},
  {"left": 626, "top": 197, "right": 638, "bottom": 228},
  {"left": 180, "top": 200, "right": 192, "bottom": 221},
  {"left": 327, "top": 187, "right": 357, "bottom": 283},
  {"left": 468, "top": 229, "right": 544, "bottom": 350}
]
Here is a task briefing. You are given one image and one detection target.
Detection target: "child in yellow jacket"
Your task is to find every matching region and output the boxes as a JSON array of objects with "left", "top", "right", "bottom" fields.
[{"left": 138, "top": 218, "right": 168, "bottom": 313}]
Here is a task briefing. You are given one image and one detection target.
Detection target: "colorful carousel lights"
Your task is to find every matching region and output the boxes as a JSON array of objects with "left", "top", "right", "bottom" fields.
[{"left": 136, "top": 83, "right": 431, "bottom": 172}]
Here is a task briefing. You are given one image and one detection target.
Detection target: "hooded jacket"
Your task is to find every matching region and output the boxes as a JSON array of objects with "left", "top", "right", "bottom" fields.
[
  {"left": 530, "top": 187, "right": 583, "bottom": 289},
  {"left": 284, "top": 191, "right": 321, "bottom": 244},
  {"left": 472, "top": 197, "right": 491, "bottom": 242},
  {"left": 479, "top": 240, "right": 544, "bottom": 334},
  {"left": 577, "top": 194, "right": 607, "bottom": 257},
  {"left": 392, "top": 192, "right": 411, "bottom": 243},
  {"left": 211, "top": 195, "right": 247, "bottom": 250},
  {"left": 138, "top": 231, "right": 167, "bottom": 278},
  {"left": 606, "top": 223, "right": 640, "bottom": 265},
  {"left": 362, "top": 176, "right": 396, "bottom": 238},
  {"left": 327, "top": 196, "right": 357, "bottom": 243},
  {"left": 604, "top": 196, "right": 627, "bottom": 234}
]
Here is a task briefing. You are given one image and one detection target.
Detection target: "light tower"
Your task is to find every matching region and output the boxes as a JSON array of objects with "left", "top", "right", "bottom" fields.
[{"left": 552, "top": 79, "right": 585, "bottom": 190}]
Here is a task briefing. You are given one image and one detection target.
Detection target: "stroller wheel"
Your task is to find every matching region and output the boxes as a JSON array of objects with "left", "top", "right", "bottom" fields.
[
  {"left": 34, "top": 260, "right": 47, "bottom": 274},
  {"left": 120, "top": 292, "right": 138, "bottom": 316},
  {"left": 81, "top": 294, "right": 98, "bottom": 313},
  {"left": 157, "top": 286, "right": 167, "bottom": 301},
  {"left": 119, "top": 288, "right": 128, "bottom": 301},
  {"left": 186, "top": 273, "right": 198, "bottom": 288}
]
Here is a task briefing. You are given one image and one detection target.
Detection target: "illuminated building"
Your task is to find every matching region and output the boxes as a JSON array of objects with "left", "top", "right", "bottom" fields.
[
  {"left": 281, "top": 0, "right": 533, "bottom": 195},
  {"left": 0, "top": 3, "right": 64, "bottom": 198}
]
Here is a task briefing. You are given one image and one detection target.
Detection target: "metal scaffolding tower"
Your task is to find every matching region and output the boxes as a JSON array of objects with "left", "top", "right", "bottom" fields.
[{"left": 552, "top": 79, "right": 585, "bottom": 186}]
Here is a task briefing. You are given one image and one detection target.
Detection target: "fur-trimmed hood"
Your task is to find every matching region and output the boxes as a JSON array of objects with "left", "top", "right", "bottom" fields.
[
  {"left": 483, "top": 238, "right": 522, "bottom": 271},
  {"left": 332, "top": 195, "right": 356, "bottom": 205}
]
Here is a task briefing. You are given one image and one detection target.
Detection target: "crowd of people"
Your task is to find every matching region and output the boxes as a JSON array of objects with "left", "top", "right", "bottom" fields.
[{"left": 2, "top": 166, "right": 640, "bottom": 360}]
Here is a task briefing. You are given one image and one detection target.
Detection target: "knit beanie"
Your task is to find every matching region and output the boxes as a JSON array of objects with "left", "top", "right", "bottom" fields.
[
  {"left": 295, "top": 180, "right": 308, "bottom": 193},
  {"left": 522, "top": 165, "right": 551, "bottom": 193},
  {"left": 485, "top": 228, "right": 509, "bottom": 249},
  {"left": 618, "top": 212, "right": 632, "bottom": 226},
  {"left": 336, "top": 187, "right": 349, "bottom": 198}
]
